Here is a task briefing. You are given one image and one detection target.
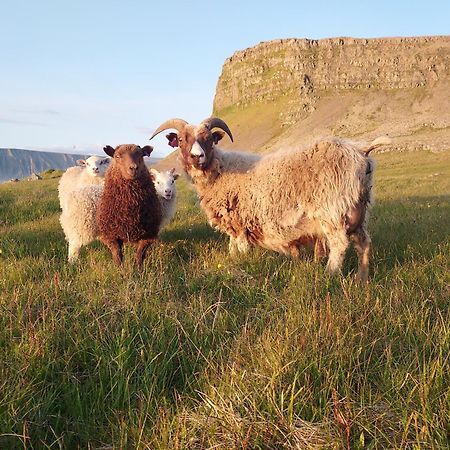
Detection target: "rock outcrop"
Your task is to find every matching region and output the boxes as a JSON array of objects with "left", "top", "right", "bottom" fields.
[{"left": 213, "top": 36, "right": 450, "bottom": 153}]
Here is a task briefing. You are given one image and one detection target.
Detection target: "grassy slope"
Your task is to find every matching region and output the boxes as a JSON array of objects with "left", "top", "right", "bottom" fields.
[
  {"left": 0, "top": 150, "right": 449, "bottom": 449},
  {"left": 214, "top": 81, "right": 450, "bottom": 156}
]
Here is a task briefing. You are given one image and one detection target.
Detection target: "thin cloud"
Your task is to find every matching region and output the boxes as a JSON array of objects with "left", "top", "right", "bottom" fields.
[
  {"left": 0, "top": 117, "right": 48, "bottom": 127},
  {"left": 12, "top": 108, "right": 61, "bottom": 116}
]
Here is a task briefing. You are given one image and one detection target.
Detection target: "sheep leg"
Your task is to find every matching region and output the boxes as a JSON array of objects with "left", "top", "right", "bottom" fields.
[
  {"left": 135, "top": 238, "right": 155, "bottom": 267},
  {"left": 350, "top": 228, "right": 371, "bottom": 284},
  {"left": 313, "top": 239, "right": 327, "bottom": 262},
  {"left": 228, "top": 234, "right": 250, "bottom": 257},
  {"left": 228, "top": 236, "right": 238, "bottom": 256},
  {"left": 68, "top": 241, "right": 81, "bottom": 263},
  {"left": 101, "top": 238, "right": 123, "bottom": 265},
  {"left": 323, "top": 226, "right": 349, "bottom": 274}
]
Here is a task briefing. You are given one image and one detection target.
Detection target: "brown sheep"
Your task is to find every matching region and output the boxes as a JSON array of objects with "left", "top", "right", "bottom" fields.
[{"left": 96, "top": 144, "right": 162, "bottom": 266}]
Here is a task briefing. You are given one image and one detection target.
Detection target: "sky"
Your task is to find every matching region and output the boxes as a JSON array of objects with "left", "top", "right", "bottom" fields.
[{"left": 0, "top": 0, "right": 449, "bottom": 158}]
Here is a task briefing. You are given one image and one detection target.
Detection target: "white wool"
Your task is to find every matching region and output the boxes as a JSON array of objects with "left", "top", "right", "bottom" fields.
[
  {"left": 59, "top": 185, "right": 103, "bottom": 263},
  {"left": 58, "top": 155, "right": 110, "bottom": 211},
  {"left": 149, "top": 168, "right": 179, "bottom": 229}
]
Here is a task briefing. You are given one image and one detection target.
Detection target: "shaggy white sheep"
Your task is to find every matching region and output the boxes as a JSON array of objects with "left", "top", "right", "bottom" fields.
[
  {"left": 150, "top": 117, "right": 391, "bottom": 282},
  {"left": 58, "top": 155, "right": 110, "bottom": 211},
  {"left": 60, "top": 184, "right": 103, "bottom": 263},
  {"left": 60, "top": 167, "right": 178, "bottom": 262}
]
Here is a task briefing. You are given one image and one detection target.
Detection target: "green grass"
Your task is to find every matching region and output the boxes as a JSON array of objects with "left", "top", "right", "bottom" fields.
[{"left": 0, "top": 150, "right": 449, "bottom": 449}]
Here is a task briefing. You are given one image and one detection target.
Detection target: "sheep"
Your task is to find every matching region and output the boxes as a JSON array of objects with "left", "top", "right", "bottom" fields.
[
  {"left": 58, "top": 155, "right": 110, "bottom": 211},
  {"left": 150, "top": 117, "right": 390, "bottom": 282},
  {"left": 59, "top": 184, "right": 103, "bottom": 263},
  {"left": 96, "top": 144, "right": 162, "bottom": 266},
  {"left": 59, "top": 167, "right": 179, "bottom": 262},
  {"left": 149, "top": 168, "right": 179, "bottom": 229}
]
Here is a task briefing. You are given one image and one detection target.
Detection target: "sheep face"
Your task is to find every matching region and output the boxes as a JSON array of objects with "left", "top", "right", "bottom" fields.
[
  {"left": 76, "top": 155, "right": 110, "bottom": 177},
  {"left": 150, "top": 117, "right": 233, "bottom": 172},
  {"left": 103, "top": 144, "right": 153, "bottom": 180},
  {"left": 177, "top": 125, "right": 217, "bottom": 170},
  {"left": 150, "top": 168, "right": 179, "bottom": 200}
]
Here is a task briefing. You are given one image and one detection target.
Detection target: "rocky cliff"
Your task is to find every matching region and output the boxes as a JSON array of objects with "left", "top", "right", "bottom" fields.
[
  {"left": 0, "top": 148, "right": 88, "bottom": 183},
  {"left": 213, "top": 36, "right": 450, "bottom": 153},
  {"left": 0, "top": 149, "right": 161, "bottom": 183}
]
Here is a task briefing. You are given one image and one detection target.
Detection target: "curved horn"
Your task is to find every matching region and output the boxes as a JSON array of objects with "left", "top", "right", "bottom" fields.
[
  {"left": 201, "top": 117, "right": 233, "bottom": 142},
  {"left": 149, "top": 118, "right": 188, "bottom": 140}
]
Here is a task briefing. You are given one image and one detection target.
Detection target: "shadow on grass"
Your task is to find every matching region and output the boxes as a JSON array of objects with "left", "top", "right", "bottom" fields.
[{"left": 161, "top": 222, "right": 220, "bottom": 243}]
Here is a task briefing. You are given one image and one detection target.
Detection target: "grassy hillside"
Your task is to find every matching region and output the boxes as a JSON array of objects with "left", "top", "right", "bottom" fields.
[
  {"left": 0, "top": 149, "right": 449, "bottom": 449},
  {"left": 214, "top": 82, "right": 450, "bottom": 156}
]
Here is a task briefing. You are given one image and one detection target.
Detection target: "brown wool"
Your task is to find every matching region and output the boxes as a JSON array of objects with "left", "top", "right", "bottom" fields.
[{"left": 96, "top": 144, "right": 162, "bottom": 265}]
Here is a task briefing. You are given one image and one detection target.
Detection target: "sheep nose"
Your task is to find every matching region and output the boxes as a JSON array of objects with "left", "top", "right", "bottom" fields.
[{"left": 165, "top": 189, "right": 171, "bottom": 195}]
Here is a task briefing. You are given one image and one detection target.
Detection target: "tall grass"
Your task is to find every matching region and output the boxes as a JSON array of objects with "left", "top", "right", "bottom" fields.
[{"left": 0, "top": 149, "right": 449, "bottom": 449}]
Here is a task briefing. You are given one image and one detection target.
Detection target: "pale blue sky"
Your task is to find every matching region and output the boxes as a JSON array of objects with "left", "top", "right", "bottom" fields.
[{"left": 1, "top": 0, "right": 449, "bottom": 157}]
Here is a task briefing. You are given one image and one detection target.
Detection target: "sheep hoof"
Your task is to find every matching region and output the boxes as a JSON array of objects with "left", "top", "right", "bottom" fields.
[{"left": 356, "top": 271, "right": 369, "bottom": 285}]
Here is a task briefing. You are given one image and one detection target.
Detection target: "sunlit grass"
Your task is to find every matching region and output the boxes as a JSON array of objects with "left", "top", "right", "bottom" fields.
[{"left": 0, "top": 150, "right": 449, "bottom": 449}]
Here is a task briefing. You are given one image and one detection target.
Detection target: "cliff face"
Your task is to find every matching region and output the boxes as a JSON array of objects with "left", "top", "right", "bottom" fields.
[
  {"left": 213, "top": 36, "right": 450, "bottom": 153},
  {"left": 0, "top": 148, "right": 86, "bottom": 183}
]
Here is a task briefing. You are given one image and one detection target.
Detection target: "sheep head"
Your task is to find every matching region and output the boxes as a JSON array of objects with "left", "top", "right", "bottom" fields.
[
  {"left": 103, "top": 144, "right": 154, "bottom": 180},
  {"left": 76, "top": 155, "right": 110, "bottom": 177},
  {"left": 150, "top": 167, "right": 179, "bottom": 200},
  {"left": 150, "top": 117, "right": 233, "bottom": 172}
]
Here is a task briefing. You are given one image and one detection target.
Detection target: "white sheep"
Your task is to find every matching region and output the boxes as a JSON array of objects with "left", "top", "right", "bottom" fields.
[
  {"left": 58, "top": 155, "right": 110, "bottom": 211},
  {"left": 60, "top": 184, "right": 103, "bottom": 262},
  {"left": 59, "top": 167, "right": 178, "bottom": 263},
  {"left": 149, "top": 168, "right": 179, "bottom": 229},
  {"left": 150, "top": 117, "right": 391, "bottom": 282}
]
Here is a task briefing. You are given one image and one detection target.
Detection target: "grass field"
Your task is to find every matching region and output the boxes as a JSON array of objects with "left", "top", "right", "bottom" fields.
[{"left": 0, "top": 149, "right": 449, "bottom": 449}]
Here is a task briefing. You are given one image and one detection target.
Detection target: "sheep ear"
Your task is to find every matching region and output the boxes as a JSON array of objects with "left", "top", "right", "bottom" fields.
[
  {"left": 166, "top": 133, "right": 179, "bottom": 148},
  {"left": 76, "top": 159, "right": 86, "bottom": 166},
  {"left": 173, "top": 173, "right": 180, "bottom": 180},
  {"left": 149, "top": 168, "right": 157, "bottom": 180},
  {"left": 141, "top": 145, "right": 154, "bottom": 157},
  {"left": 103, "top": 146, "right": 115, "bottom": 157},
  {"left": 212, "top": 130, "right": 225, "bottom": 144}
]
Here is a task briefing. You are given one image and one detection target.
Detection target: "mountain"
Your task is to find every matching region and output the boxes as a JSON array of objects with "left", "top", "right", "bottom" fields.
[
  {"left": 0, "top": 148, "right": 161, "bottom": 183},
  {"left": 212, "top": 36, "right": 450, "bottom": 153},
  {"left": 0, "top": 148, "right": 88, "bottom": 183}
]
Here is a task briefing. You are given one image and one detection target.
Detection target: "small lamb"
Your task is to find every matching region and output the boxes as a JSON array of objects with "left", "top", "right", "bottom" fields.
[
  {"left": 58, "top": 155, "right": 110, "bottom": 211},
  {"left": 150, "top": 168, "right": 179, "bottom": 229}
]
